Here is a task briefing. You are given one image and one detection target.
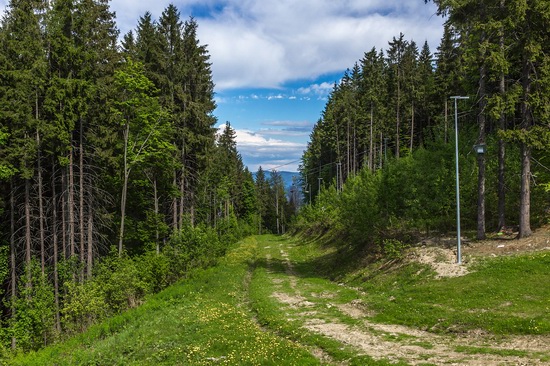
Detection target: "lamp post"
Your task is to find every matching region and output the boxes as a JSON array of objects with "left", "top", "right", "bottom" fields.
[{"left": 451, "top": 96, "right": 469, "bottom": 264}]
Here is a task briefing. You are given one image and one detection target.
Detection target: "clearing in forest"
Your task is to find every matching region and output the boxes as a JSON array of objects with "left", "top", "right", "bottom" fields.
[{"left": 11, "top": 233, "right": 550, "bottom": 365}]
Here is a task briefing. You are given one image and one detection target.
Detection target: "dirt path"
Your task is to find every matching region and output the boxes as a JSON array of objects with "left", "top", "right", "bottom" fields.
[{"left": 260, "top": 239, "right": 550, "bottom": 365}]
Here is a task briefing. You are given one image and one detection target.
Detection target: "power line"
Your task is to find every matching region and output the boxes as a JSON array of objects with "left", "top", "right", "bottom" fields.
[{"left": 268, "top": 159, "right": 302, "bottom": 171}]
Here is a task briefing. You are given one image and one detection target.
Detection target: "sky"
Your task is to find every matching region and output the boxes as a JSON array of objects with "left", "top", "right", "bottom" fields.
[{"left": 0, "top": 0, "right": 445, "bottom": 172}]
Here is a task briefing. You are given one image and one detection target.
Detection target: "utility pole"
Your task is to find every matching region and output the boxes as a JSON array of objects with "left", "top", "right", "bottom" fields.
[{"left": 451, "top": 95, "right": 469, "bottom": 264}]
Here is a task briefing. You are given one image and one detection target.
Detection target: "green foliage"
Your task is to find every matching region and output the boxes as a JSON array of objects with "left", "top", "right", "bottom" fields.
[
  {"left": 9, "top": 262, "right": 56, "bottom": 352},
  {"left": 11, "top": 237, "right": 319, "bottom": 366},
  {"left": 136, "top": 250, "right": 171, "bottom": 294},
  {"left": 61, "top": 279, "right": 106, "bottom": 335},
  {"left": 378, "top": 239, "right": 409, "bottom": 260},
  {"left": 0, "top": 246, "right": 8, "bottom": 297},
  {"left": 94, "top": 251, "right": 146, "bottom": 313},
  {"left": 339, "top": 169, "right": 381, "bottom": 246},
  {"left": 163, "top": 223, "right": 224, "bottom": 282},
  {"left": 292, "top": 185, "right": 341, "bottom": 239}
]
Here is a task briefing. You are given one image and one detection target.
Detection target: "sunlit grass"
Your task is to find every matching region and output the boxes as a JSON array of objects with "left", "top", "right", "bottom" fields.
[
  {"left": 11, "top": 235, "right": 550, "bottom": 365},
  {"left": 10, "top": 237, "right": 317, "bottom": 366},
  {"left": 280, "top": 236, "right": 550, "bottom": 336}
]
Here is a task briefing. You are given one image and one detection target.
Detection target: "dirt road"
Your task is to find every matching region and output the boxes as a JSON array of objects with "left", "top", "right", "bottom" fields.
[{"left": 253, "top": 235, "right": 550, "bottom": 365}]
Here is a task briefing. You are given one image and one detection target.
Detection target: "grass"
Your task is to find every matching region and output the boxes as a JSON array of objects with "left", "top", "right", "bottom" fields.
[
  {"left": 247, "top": 235, "right": 400, "bottom": 366},
  {"left": 284, "top": 235, "right": 550, "bottom": 336},
  {"left": 9, "top": 237, "right": 318, "bottom": 366},
  {"left": 10, "top": 234, "right": 550, "bottom": 365},
  {"left": 353, "top": 252, "right": 550, "bottom": 335}
]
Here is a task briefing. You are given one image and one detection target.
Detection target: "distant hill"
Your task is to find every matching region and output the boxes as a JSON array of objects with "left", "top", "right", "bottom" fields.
[{"left": 252, "top": 171, "right": 300, "bottom": 192}]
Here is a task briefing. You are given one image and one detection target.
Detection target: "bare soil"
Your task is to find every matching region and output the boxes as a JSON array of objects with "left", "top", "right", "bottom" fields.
[{"left": 264, "top": 229, "right": 550, "bottom": 365}]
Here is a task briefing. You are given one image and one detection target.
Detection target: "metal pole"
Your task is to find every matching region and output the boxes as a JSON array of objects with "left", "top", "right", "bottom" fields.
[
  {"left": 451, "top": 96, "right": 469, "bottom": 264},
  {"left": 318, "top": 177, "right": 322, "bottom": 197},
  {"left": 336, "top": 163, "right": 339, "bottom": 192}
]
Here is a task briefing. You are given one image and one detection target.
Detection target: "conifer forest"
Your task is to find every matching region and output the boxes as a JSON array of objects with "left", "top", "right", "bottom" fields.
[
  {"left": 0, "top": 0, "right": 550, "bottom": 356},
  {"left": 0, "top": 1, "right": 292, "bottom": 353}
]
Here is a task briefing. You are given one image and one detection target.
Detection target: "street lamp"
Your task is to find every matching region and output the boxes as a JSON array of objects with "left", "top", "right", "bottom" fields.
[
  {"left": 473, "top": 144, "right": 486, "bottom": 155},
  {"left": 451, "top": 95, "right": 469, "bottom": 265}
]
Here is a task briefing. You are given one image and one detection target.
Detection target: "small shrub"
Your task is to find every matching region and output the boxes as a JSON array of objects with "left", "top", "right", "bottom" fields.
[{"left": 379, "top": 239, "right": 409, "bottom": 260}]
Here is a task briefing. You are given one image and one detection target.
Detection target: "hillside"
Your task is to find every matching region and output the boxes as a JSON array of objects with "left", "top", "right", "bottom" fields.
[
  {"left": 252, "top": 170, "right": 300, "bottom": 192},
  {"left": 10, "top": 228, "right": 550, "bottom": 365}
]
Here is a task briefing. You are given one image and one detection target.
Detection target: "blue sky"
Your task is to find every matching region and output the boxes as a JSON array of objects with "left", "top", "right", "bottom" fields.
[{"left": 0, "top": 0, "right": 444, "bottom": 172}]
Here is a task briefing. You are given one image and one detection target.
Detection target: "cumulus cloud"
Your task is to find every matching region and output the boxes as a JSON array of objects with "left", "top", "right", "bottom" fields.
[
  {"left": 195, "top": 0, "right": 443, "bottom": 90},
  {"left": 217, "top": 123, "right": 305, "bottom": 171},
  {"left": 297, "top": 82, "right": 335, "bottom": 99},
  {"left": 0, "top": 0, "right": 444, "bottom": 91}
]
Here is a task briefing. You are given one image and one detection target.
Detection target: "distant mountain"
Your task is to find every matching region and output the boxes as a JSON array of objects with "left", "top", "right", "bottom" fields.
[{"left": 252, "top": 171, "right": 300, "bottom": 192}]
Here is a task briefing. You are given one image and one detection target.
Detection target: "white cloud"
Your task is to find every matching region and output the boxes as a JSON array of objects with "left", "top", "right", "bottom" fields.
[
  {"left": 196, "top": 0, "right": 443, "bottom": 90},
  {"left": 217, "top": 122, "right": 305, "bottom": 171},
  {"left": 297, "top": 82, "right": 334, "bottom": 98},
  {"left": 0, "top": 0, "right": 444, "bottom": 91}
]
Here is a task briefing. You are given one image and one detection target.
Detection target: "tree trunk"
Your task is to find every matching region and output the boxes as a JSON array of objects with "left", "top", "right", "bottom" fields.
[
  {"left": 396, "top": 75, "right": 400, "bottom": 159},
  {"left": 61, "top": 169, "right": 67, "bottom": 260},
  {"left": 10, "top": 180, "right": 17, "bottom": 350},
  {"left": 518, "top": 51, "right": 533, "bottom": 238},
  {"left": 498, "top": 136, "right": 506, "bottom": 231},
  {"left": 36, "top": 130, "right": 46, "bottom": 275},
  {"left": 410, "top": 103, "right": 415, "bottom": 152},
  {"left": 346, "top": 118, "right": 350, "bottom": 178},
  {"left": 179, "top": 139, "right": 186, "bottom": 230},
  {"left": 52, "top": 166, "right": 60, "bottom": 332},
  {"left": 353, "top": 124, "right": 357, "bottom": 174},
  {"left": 25, "top": 178, "right": 32, "bottom": 285},
  {"left": 179, "top": 171, "right": 185, "bottom": 229},
  {"left": 79, "top": 119, "right": 85, "bottom": 280},
  {"left": 119, "top": 123, "right": 130, "bottom": 255},
  {"left": 477, "top": 54, "right": 487, "bottom": 240},
  {"left": 497, "top": 0, "right": 506, "bottom": 231},
  {"left": 69, "top": 149, "right": 75, "bottom": 257},
  {"left": 275, "top": 189, "right": 280, "bottom": 235},
  {"left": 519, "top": 143, "right": 532, "bottom": 238},
  {"left": 87, "top": 202, "right": 93, "bottom": 279},
  {"left": 172, "top": 171, "right": 178, "bottom": 232},
  {"left": 153, "top": 177, "right": 160, "bottom": 254},
  {"left": 369, "top": 107, "right": 373, "bottom": 172},
  {"left": 379, "top": 132, "right": 383, "bottom": 168},
  {"left": 444, "top": 99, "right": 448, "bottom": 144}
]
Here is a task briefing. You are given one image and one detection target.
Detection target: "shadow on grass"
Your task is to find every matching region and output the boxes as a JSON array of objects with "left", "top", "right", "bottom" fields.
[{"left": 253, "top": 234, "right": 382, "bottom": 282}]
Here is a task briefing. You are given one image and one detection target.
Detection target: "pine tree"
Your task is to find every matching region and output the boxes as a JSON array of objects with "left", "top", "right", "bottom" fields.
[
  {"left": 0, "top": 0, "right": 47, "bottom": 349},
  {"left": 359, "top": 48, "right": 387, "bottom": 171},
  {"left": 387, "top": 33, "right": 408, "bottom": 159},
  {"left": 111, "top": 59, "right": 170, "bottom": 254}
]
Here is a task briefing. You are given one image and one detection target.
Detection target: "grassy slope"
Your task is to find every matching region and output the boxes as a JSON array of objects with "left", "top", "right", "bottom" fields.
[
  {"left": 288, "top": 237, "right": 550, "bottom": 335},
  {"left": 10, "top": 235, "right": 550, "bottom": 365},
  {"left": 10, "top": 237, "right": 318, "bottom": 366}
]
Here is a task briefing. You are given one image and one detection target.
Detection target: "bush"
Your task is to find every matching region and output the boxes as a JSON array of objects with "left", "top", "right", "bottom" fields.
[
  {"left": 292, "top": 185, "right": 341, "bottom": 239},
  {"left": 8, "top": 261, "right": 56, "bottom": 352},
  {"left": 339, "top": 169, "right": 382, "bottom": 248},
  {"left": 61, "top": 279, "right": 106, "bottom": 334},
  {"left": 163, "top": 223, "right": 224, "bottom": 282},
  {"left": 93, "top": 249, "right": 147, "bottom": 314}
]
